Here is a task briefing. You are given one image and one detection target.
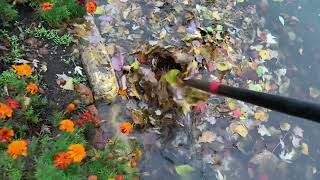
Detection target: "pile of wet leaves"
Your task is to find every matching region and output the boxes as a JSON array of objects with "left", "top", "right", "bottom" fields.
[{"left": 87, "top": 0, "right": 320, "bottom": 179}]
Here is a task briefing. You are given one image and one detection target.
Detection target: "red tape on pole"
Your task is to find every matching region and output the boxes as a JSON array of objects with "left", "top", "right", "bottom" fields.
[{"left": 209, "top": 82, "right": 222, "bottom": 94}]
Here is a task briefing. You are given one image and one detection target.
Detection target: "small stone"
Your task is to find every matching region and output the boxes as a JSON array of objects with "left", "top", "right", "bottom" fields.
[{"left": 74, "top": 83, "right": 94, "bottom": 105}]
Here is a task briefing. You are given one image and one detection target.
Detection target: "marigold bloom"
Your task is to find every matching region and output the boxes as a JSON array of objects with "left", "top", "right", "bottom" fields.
[
  {"left": 66, "top": 103, "right": 76, "bottom": 112},
  {"left": 67, "top": 144, "right": 86, "bottom": 163},
  {"left": 26, "top": 83, "right": 38, "bottom": 94},
  {"left": 118, "top": 88, "right": 126, "bottom": 97},
  {"left": 41, "top": 2, "right": 53, "bottom": 12},
  {"left": 6, "top": 99, "right": 21, "bottom": 110},
  {"left": 0, "top": 103, "right": 13, "bottom": 119},
  {"left": 0, "top": 127, "right": 14, "bottom": 142},
  {"left": 54, "top": 152, "right": 72, "bottom": 169},
  {"left": 7, "top": 140, "right": 27, "bottom": 159},
  {"left": 119, "top": 122, "right": 133, "bottom": 134},
  {"left": 12, "top": 64, "right": 32, "bottom": 76},
  {"left": 59, "top": 119, "right": 74, "bottom": 133},
  {"left": 80, "top": 112, "right": 91, "bottom": 122},
  {"left": 86, "top": 1, "right": 97, "bottom": 14}
]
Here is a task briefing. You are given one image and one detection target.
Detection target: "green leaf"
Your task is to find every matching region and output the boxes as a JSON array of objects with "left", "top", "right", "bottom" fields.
[
  {"left": 175, "top": 164, "right": 195, "bottom": 176},
  {"left": 206, "top": 26, "right": 214, "bottom": 33},
  {"left": 256, "top": 66, "right": 268, "bottom": 77},
  {"left": 216, "top": 62, "right": 233, "bottom": 71},
  {"left": 130, "top": 61, "right": 140, "bottom": 71},
  {"left": 248, "top": 83, "right": 263, "bottom": 92},
  {"left": 164, "top": 69, "right": 180, "bottom": 85},
  {"left": 94, "top": 6, "right": 105, "bottom": 14}
]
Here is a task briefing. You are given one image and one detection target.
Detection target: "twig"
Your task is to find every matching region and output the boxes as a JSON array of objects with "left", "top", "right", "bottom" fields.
[{"left": 272, "top": 131, "right": 289, "bottom": 153}]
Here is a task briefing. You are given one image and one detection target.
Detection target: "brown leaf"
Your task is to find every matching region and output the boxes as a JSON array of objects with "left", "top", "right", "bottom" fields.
[
  {"left": 131, "top": 111, "right": 144, "bottom": 125},
  {"left": 137, "top": 54, "right": 148, "bottom": 64},
  {"left": 74, "top": 83, "right": 94, "bottom": 105},
  {"left": 198, "top": 131, "right": 216, "bottom": 143}
]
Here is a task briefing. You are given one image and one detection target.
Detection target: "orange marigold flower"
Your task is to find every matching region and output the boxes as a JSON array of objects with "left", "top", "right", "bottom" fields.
[
  {"left": 6, "top": 99, "right": 21, "bottom": 110},
  {"left": 0, "top": 127, "right": 14, "bottom": 142},
  {"left": 119, "top": 122, "right": 133, "bottom": 134},
  {"left": 26, "top": 83, "right": 38, "bottom": 94},
  {"left": 59, "top": 119, "right": 74, "bottom": 133},
  {"left": 86, "top": 1, "right": 97, "bottom": 14},
  {"left": 54, "top": 152, "right": 72, "bottom": 169},
  {"left": 66, "top": 103, "right": 76, "bottom": 112},
  {"left": 7, "top": 140, "right": 27, "bottom": 159},
  {"left": 88, "top": 175, "right": 98, "bottom": 180},
  {"left": 118, "top": 88, "right": 126, "bottom": 97},
  {"left": 67, "top": 144, "right": 86, "bottom": 163},
  {"left": 12, "top": 64, "right": 32, "bottom": 76},
  {"left": 0, "top": 103, "right": 13, "bottom": 119},
  {"left": 41, "top": 2, "right": 53, "bottom": 12}
]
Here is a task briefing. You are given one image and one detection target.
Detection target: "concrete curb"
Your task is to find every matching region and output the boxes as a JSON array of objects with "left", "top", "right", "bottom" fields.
[{"left": 76, "top": 15, "right": 119, "bottom": 103}]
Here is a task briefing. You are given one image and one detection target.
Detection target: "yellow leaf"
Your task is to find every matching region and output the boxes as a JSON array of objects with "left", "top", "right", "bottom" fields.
[
  {"left": 212, "top": 11, "right": 221, "bottom": 21},
  {"left": 301, "top": 143, "right": 309, "bottom": 155},
  {"left": 259, "top": 50, "right": 271, "bottom": 60},
  {"left": 280, "top": 122, "right": 291, "bottom": 131},
  {"left": 231, "top": 123, "right": 248, "bottom": 137},
  {"left": 240, "top": 112, "right": 248, "bottom": 120},
  {"left": 94, "top": 6, "right": 105, "bottom": 14},
  {"left": 254, "top": 111, "right": 269, "bottom": 121}
]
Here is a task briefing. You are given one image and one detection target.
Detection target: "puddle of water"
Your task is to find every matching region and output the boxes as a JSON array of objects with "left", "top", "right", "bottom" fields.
[{"left": 94, "top": 0, "right": 320, "bottom": 179}]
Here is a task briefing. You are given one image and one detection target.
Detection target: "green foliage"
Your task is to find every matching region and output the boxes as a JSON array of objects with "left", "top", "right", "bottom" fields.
[
  {"left": 0, "top": 29, "right": 23, "bottom": 62},
  {"left": 29, "top": 0, "right": 86, "bottom": 26},
  {"left": 26, "top": 26, "right": 73, "bottom": 46},
  {"left": 0, "top": 70, "right": 27, "bottom": 95},
  {"left": 0, "top": 151, "right": 24, "bottom": 180},
  {"left": 0, "top": 0, "right": 18, "bottom": 26}
]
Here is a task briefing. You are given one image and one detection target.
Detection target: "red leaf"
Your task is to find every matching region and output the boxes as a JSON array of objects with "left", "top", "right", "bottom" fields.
[
  {"left": 231, "top": 108, "right": 242, "bottom": 118},
  {"left": 194, "top": 101, "right": 207, "bottom": 113}
]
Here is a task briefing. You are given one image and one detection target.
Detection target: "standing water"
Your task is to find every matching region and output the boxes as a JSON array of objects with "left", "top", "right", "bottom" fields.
[{"left": 93, "top": 0, "right": 320, "bottom": 179}]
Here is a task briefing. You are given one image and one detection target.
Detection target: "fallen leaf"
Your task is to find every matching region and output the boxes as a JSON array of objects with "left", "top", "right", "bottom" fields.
[
  {"left": 280, "top": 122, "right": 291, "bottom": 131},
  {"left": 279, "top": 149, "right": 296, "bottom": 163},
  {"left": 56, "top": 74, "right": 74, "bottom": 90},
  {"left": 204, "top": 116, "right": 216, "bottom": 125},
  {"left": 258, "top": 125, "right": 271, "bottom": 137},
  {"left": 175, "top": 165, "right": 195, "bottom": 176},
  {"left": 279, "top": 16, "right": 285, "bottom": 26},
  {"left": 309, "top": 87, "right": 320, "bottom": 98},
  {"left": 111, "top": 53, "right": 125, "bottom": 71},
  {"left": 216, "top": 62, "right": 233, "bottom": 71},
  {"left": 293, "top": 126, "right": 304, "bottom": 137},
  {"left": 259, "top": 50, "right": 271, "bottom": 60},
  {"left": 254, "top": 111, "right": 269, "bottom": 121},
  {"left": 301, "top": 143, "right": 309, "bottom": 155},
  {"left": 131, "top": 111, "right": 144, "bottom": 125},
  {"left": 94, "top": 6, "right": 105, "bottom": 14},
  {"left": 194, "top": 101, "right": 207, "bottom": 113},
  {"left": 292, "top": 135, "right": 301, "bottom": 148},
  {"left": 230, "top": 123, "right": 248, "bottom": 137},
  {"left": 74, "top": 66, "right": 84, "bottom": 76},
  {"left": 198, "top": 131, "right": 216, "bottom": 143},
  {"left": 231, "top": 108, "right": 242, "bottom": 118},
  {"left": 164, "top": 69, "right": 180, "bottom": 85}
]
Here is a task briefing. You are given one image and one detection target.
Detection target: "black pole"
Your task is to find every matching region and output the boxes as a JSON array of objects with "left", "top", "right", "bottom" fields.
[{"left": 185, "top": 79, "right": 320, "bottom": 122}]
